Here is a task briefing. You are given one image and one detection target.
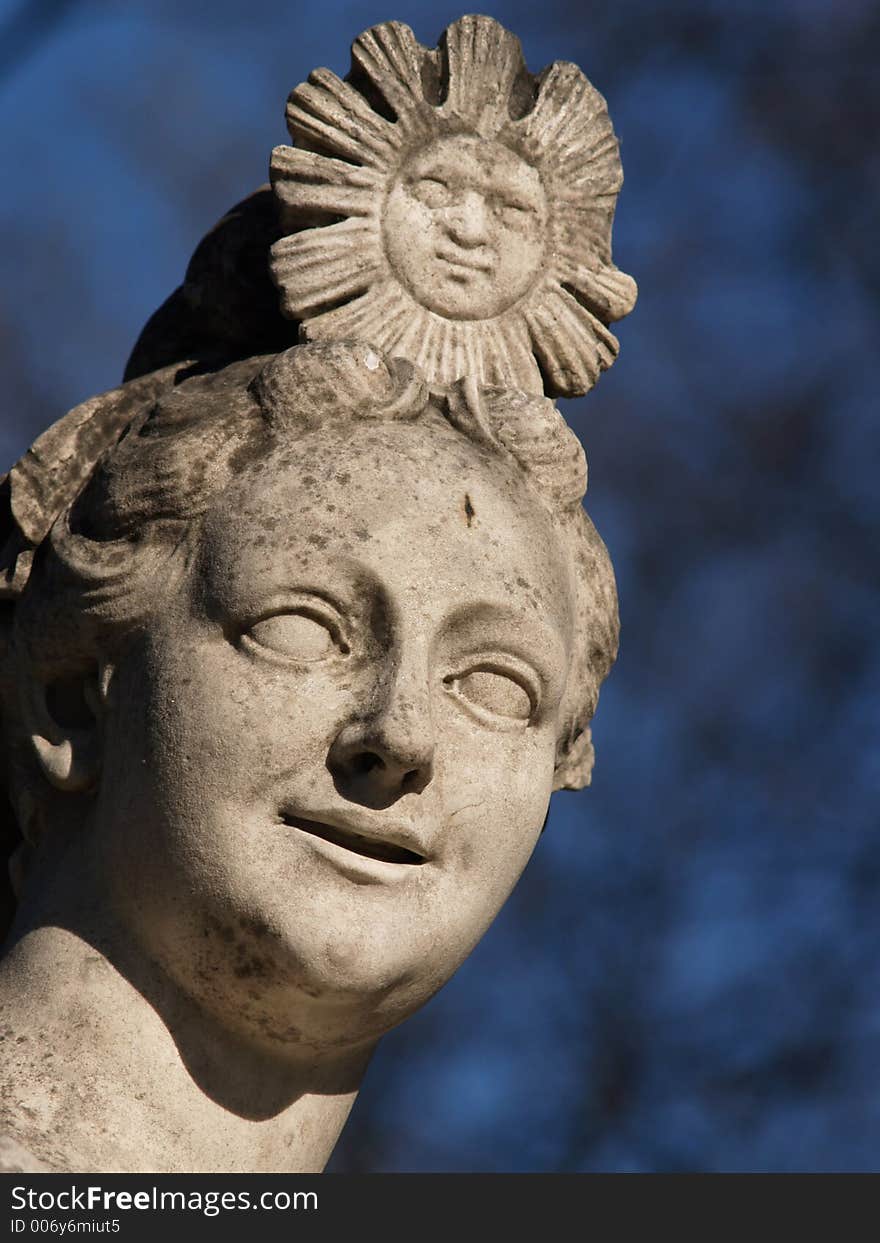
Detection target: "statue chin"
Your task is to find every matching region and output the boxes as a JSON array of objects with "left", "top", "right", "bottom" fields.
[{"left": 0, "top": 13, "right": 632, "bottom": 1174}]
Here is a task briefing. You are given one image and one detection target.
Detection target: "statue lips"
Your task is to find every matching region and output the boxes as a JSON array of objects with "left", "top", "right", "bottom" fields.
[
  {"left": 434, "top": 246, "right": 494, "bottom": 280},
  {"left": 279, "top": 807, "right": 430, "bottom": 880}
]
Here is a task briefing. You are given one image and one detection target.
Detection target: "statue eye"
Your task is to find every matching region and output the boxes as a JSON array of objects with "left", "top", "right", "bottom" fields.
[
  {"left": 445, "top": 666, "right": 534, "bottom": 722},
  {"left": 412, "top": 177, "right": 452, "bottom": 208},
  {"left": 243, "top": 611, "right": 349, "bottom": 663}
]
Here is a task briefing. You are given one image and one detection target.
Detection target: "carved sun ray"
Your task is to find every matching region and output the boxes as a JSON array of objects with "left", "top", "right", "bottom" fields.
[{"left": 270, "top": 15, "right": 637, "bottom": 397}]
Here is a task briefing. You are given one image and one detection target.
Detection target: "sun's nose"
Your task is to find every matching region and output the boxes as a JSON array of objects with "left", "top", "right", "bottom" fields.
[{"left": 444, "top": 191, "right": 491, "bottom": 248}]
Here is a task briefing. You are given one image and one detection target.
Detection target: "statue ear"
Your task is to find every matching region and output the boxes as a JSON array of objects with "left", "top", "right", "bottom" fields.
[
  {"left": 24, "top": 665, "right": 110, "bottom": 794},
  {"left": 553, "top": 726, "right": 595, "bottom": 792}
]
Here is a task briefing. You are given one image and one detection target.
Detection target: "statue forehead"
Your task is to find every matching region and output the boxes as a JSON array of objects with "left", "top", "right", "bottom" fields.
[
  {"left": 197, "top": 417, "right": 573, "bottom": 613},
  {"left": 214, "top": 414, "right": 550, "bottom": 529}
]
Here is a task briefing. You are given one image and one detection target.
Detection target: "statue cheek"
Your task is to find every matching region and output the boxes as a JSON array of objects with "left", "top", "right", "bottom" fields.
[
  {"left": 204, "top": 675, "right": 345, "bottom": 779},
  {"left": 438, "top": 724, "right": 554, "bottom": 862}
]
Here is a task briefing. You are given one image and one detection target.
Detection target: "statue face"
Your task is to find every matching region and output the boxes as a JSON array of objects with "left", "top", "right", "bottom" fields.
[
  {"left": 92, "top": 416, "right": 574, "bottom": 1052},
  {"left": 383, "top": 135, "right": 547, "bottom": 321}
]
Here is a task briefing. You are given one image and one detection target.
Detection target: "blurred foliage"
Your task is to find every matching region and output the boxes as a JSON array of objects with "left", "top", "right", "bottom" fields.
[{"left": 1, "top": 0, "right": 878, "bottom": 1171}]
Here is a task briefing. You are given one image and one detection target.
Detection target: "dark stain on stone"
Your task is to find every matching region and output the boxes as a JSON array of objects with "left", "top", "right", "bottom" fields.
[
  {"left": 233, "top": 956, "right": 270, "bottom": 979},
  {"left": 226, "top": 436, "right": 266, "bottom": 475},
  {"left": 207, "top": 916, "right": 236, "bottom": 944},
  {"left": 238, "top": 916, "right": 270, "bottom": 939},
  {"left": 464, "top": 493, "right": 475, "bottom": 526}
]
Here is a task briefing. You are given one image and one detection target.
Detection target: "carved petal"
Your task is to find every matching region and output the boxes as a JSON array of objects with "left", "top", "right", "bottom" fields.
[
  {"left": 270, "top": 147, "right": 379, "bottom": 227},
  {"left": 513, "top": 61, "right": 622, "bottom": 194},
  {"left": 286, "top": 69, "right": 400, "bottom": 167},
  {"left": 301, "top": 280, "right": 414, "bottom": 353},
  {"left": 270, "top": 219, "right": 383, "bottom": 319},
  {"left": 480, "top": 317, "right": 544, "bottom": 394},
  {"left": 523, "top": 283, "right": 620, "bottom": 397},
  {"left": 552, "top": 198, "right": 619, "bottom": 267},
  {"left": 439, "top": 15, "right": 526, "bottom": 135},
  {"left": 350, "top": 21, "right": 433, "bottom": 137},
  {"left": 559, "top": 262, "right": 638, "bottom": 324},
  {"left": 398, "top": 315, "right": 545, "bottom": 393},
  {"left": 417, "top": 315, "right": 484, "bottom": 382}
]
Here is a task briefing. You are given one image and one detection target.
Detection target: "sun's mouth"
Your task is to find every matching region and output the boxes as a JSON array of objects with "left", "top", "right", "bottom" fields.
[
  {"left": 281, "top": 813, "right": 426, "bottom": 866},
  {"left": 435, "top": 247, "right": 493, "bottom": 275}
]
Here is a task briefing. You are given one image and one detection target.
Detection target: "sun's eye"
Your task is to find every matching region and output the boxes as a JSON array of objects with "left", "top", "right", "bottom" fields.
[
  {"left": 496, "top": 200, "right": 531, "bottom": 226},
  {"left": 243, "top": 611, "right": 348, "bottom": 663},
  {"left": 445, "top": 667, "right": 534, "bottom": 722},
  {"left": 412, "top": 177, "right": 453, "bottom": 209}
]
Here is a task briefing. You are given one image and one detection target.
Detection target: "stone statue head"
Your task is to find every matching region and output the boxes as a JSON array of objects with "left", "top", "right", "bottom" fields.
[
  {"left": 0, "top": 338, "right": 617, "bottom": 1053},
  {"left": 0, "top": 16, "right": 636, "bottom": 1174}
]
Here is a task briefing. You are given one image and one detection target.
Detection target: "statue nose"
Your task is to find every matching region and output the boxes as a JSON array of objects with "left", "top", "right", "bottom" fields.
[
  {"left": 328, "top": 676, "right": 435, "bottom": 808},
  {"left": 445, "top": 191, "right": 490, "bottom": 247}
]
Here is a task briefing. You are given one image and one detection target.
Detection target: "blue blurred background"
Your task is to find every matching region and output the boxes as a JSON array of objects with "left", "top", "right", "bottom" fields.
[{"left": 1, "top": 0, "right": 878, "bottom": 1171}]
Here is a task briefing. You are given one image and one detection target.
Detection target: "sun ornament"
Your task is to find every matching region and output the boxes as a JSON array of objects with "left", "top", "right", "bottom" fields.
[{"left": 269, "top": 15, "right": 637, "bottom": 398}]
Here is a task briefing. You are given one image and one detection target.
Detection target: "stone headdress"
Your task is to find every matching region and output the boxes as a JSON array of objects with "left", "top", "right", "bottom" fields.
[{"left": 270, "top": 15, "right": 636, "bottom": 394}]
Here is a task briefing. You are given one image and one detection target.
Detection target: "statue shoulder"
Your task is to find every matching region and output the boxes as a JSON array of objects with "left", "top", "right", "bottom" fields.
[{"left": 0, "top": 1132, "right": 52, "bottom": 1173}]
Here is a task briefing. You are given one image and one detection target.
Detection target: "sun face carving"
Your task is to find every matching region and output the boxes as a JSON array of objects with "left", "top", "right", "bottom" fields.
[
  {"left": 384, "top": 135, "right": 548, "bottom": 321},
  {"left": 269, "top": 16, "right": 637, "bottom": 397}
]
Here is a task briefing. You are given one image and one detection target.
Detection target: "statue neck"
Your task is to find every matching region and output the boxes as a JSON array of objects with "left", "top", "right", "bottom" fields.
[{"left": 0, "top": 916, "right": 372, "bottom": 1172}]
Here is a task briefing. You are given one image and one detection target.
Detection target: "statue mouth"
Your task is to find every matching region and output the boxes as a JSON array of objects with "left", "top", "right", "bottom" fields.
[
  {"left": 434, "top": 246, "right": 493, "bottom": 276},
  {"left": 280, "top": 812, "right": 427, "bottom": 866}
]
